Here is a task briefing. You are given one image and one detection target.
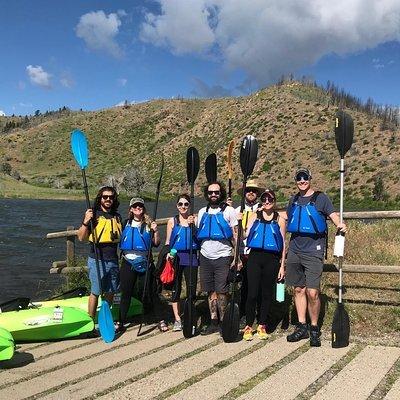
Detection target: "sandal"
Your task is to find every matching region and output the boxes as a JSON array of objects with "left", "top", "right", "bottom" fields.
[{"left": 158, "top": 320, "right": 169, "bottom": 332}]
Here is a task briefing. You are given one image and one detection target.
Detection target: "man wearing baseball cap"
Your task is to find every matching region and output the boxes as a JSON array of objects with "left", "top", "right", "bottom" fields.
[{"left": 286, "top": 167, "right": 347, "bottom": 347}]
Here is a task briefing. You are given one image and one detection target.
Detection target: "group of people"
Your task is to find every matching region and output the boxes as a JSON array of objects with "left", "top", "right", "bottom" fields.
[{"left": 77, "top": 166, "right": 346, "bottom": 346}]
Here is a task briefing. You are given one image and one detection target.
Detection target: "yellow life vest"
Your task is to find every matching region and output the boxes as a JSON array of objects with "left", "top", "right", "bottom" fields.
[
  {"left": 89, "top": 215, "right": 122, "bottom": 244},
  {"left": 241, "top": 209, "right": 255, "bottom": 230}
]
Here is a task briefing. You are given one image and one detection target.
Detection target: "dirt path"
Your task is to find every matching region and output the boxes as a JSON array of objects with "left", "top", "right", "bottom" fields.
[{"left": 1, "top": 324, "right": 399, "bottom": 400}]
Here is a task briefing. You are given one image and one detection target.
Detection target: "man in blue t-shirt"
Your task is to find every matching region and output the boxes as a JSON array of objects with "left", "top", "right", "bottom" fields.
[{"left": 285, "top": 168, "right": 347, "bottom": 346}]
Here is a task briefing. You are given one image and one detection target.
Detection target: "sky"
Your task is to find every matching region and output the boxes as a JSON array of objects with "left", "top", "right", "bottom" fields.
[{"left": 1, "top": 0, "right": 400, "bottom": 116}]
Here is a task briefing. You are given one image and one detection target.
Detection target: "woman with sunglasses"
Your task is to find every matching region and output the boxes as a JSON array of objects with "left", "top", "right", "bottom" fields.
[
  {"left": 242, "top": 189, "right": 286, "bottom": 341},
  {"left": 118, "top": 197, "right": 160, "bottom": 332},
  {"left": 163, "top": 194, "right": 199, "bottom": 331}
]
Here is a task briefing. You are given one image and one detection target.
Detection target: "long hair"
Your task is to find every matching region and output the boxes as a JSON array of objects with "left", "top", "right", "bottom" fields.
[
  {"left": 93, "top": 186, "right": 120, "bottom": 212},
  {"left": 127, "top": 205, "right": 151, "bottom": 227},
  {"left": 202, "top": 181, "right": 227, "bottom": 203}
]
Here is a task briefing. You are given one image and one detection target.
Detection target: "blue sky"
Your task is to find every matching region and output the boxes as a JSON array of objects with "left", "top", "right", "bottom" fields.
[{"left": 1, "top": 0, "right": 400, "bottom": 116}]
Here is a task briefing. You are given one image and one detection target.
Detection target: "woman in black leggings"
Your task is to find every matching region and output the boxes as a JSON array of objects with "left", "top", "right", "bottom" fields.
[
  {"left": 164, "top": 194, "right": 198, "bottom": 331},
  {"left": 118, "top": 198, "right": 160, "bottom": 332},
  {"left": 242, "top": 189, "right": 286, "bottom": 341}
]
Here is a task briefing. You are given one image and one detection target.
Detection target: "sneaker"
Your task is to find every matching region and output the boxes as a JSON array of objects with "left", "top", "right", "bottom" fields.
[
  {"left": 309, "top": 325, "right": 321, "bottom": 347},
  {"left": 243, "top": 325, "right": 253, "bottom": 341},
  {"left": 200, "top": 320, "right": 220, "bottom": 336},
  {"left": 256, "top": 324, "right": 269, "bottom": 340},
  {"left": 287, "top": 323, "right": 309, "bottom": 342},
  {"left": 114, "top": 322, "right": 126, "bottom": 334},
  {"left": 172, "top": 320, "right": 182, "bottom": 332}
]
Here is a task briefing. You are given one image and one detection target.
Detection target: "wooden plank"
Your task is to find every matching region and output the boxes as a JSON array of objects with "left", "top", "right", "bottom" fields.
[{"left": 311, "top": 346, "right": 400, "bottom": 400}]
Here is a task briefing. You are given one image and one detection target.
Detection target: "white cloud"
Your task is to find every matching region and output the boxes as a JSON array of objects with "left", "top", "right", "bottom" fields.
[
  {"left": 26, "top": 65, "right": 52, "bottom": 88},
  {"left": 19, "top": 102, "right": 33, "bottom": 108},
  {"left": 0, "top": 110, "right": 5, "bottom": 117},
  {"left": 76, "top": 10, "right": 125, "bottom": 57},
  {"left": 140, "top": 0, "right": 215, "bottom": 54},
  {"left": 117, "top": 78, "right": 128, "bottom": 87},
  {"left": 191, "top": 78, "right": 232, "bottom": 98},
  {"left": 140, "top": 0, "right": 400, "bottom": 85},
  {"left": 60, "top": 72, "right": 75, "bottom": 88}
]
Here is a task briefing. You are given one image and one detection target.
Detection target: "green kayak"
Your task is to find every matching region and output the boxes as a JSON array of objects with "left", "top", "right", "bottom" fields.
[
  {"left": 0, "top": 327, "right": 14, "bottom": 361},
  {"left": 0, "top": 307, "right": 94, "bottom": 342},
  {"left": 32, "top": 294, "right": 143, "bottom": 322}
]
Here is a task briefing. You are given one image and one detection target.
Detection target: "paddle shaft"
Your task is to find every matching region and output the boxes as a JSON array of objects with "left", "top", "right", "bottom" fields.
[
  {"left": 81, "top": 169, "right": 103, "bottom": 296},
  {"left": 338, "top": 158, "right": 345, "bottom": 304}
]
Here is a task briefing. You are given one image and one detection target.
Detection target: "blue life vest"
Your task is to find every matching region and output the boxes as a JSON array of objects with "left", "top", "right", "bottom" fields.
[
  {"left": 247, "top": 211, "right": 283, "bottom": 252},
  {"left": 169, "top": 216, "right": 199, "bottom": 251},
  {"left": 197, "top": 204, "right": 233, "bottom": 241},
  {"left": 287, "top": 191, "right": 327, "bottom": 234},
  {"left": 120, "top": 221, "right": 151, "bottom": 251}
]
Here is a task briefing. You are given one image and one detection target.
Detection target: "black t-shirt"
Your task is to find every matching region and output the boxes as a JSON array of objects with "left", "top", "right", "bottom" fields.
[
  {"left": 287, "top": 192, "right": 334, "bottom": 257},
  {"left": 88, "top": 210, "right": 122, "bottom": 261}
]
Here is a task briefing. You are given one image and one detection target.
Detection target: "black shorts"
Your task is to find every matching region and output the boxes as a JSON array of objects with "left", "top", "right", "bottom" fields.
[
  {"left": 199, "top": 254, "right": 232, "bottom": 293},
  {"left": 285, "top": 249, "right": 323, "bottom": 289}
]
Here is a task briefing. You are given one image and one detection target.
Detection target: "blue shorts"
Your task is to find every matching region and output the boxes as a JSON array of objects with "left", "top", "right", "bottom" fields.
[{"left": 87, "top": 257, "right": 120, "bottom": 296}]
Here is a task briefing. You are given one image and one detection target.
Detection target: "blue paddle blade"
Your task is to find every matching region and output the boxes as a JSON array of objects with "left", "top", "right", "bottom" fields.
[
  {"left": 98, "top": 301, "right": 115, "bottom": 343},
  {"left": 71, "top": 129, "right": 89, "bottom": 169}
]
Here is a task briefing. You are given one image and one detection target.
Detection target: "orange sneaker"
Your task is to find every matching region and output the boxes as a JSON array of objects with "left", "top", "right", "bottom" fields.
[
  {"left": 243, "top": 325, "right": 253, "bottom": 341},
  {"left": 257, "top": 324, "right": 269, "bottom": 340}
]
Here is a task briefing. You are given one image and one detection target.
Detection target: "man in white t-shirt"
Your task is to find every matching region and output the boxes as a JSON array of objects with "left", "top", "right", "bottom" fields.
[{"left": 197, "top": 181, "right": 238, "bottom": 335}]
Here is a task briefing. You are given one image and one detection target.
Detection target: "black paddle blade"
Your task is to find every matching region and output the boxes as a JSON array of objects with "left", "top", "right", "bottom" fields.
[
  {"left": 182, "top": 298, "right": 197, "bottom": 338},
  {"left": 186, "top": 147, "right": 200, "bottom": 185},
  {"left": 47, "top": 287, "right": 88, "bottom": 300},
  {"left": 331, "top": 303, "right": 350, "bottom": 348},
  {"left": 221, "top": 301, "right": 240, "bottom": 343},
  {"left": 0, "top": 297, "right": 30, "bottom": 312},
  {"left": 205, "top": 153, "right": 217, "bottom": 183},
  {"left": 335, "top": 111, "right": 354, "bottom": 158},
  {"left": 239, "top": 135, "right": 258, "bottom": 179}
]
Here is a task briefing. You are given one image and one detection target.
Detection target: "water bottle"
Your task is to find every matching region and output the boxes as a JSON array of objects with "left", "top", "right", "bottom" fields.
[
  {"left": 169, "top": 248, "right": 177, "bottom": 258},
  {"left": 53, "top": 306, "right": 64, "bottom": 322},
  {"left": 333, "top": 230, "right": 345, "bottom": 257},
  {"left": 276, "top": 279, "right": 285, "bottom": 302}
]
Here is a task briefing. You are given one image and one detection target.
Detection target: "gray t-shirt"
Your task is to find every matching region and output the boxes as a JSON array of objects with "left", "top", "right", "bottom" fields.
[{"left": 287, "top": 191, "right": 334, "bottom": 257}]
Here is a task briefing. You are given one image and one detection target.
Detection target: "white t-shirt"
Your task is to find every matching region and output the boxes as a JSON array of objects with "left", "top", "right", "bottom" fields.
[
  {"left": 197, "top": 205, "right": 238, "bottom": 259},
  {"left": 235, "top": 203, "right": 259, "bottom": 255}
]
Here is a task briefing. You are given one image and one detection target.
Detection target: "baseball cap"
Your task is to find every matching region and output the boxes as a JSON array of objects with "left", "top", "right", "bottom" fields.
[
  {"left": 129, "top": 197, "right": 145, "bottom": 207},
  {"left": 295, "top": 167, "right": 312, "bottom": 180}
]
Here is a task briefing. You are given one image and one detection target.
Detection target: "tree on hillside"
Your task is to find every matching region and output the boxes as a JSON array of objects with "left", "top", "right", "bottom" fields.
[
  {"left": 372, "top": 175, "right": 388, "bottom": 201},
  {"left": 120, "top": 165, "right": 147, "bottom": 196}
]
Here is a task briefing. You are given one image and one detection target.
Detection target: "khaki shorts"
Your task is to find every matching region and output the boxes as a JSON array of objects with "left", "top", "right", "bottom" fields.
[{"left": 285, "top": 250, "right": 323, "bottom": 289}]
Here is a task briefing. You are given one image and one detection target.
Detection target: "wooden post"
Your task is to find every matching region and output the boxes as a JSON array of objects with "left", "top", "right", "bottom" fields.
[{"left": 66, "top": 226, "right": 75, "bottom": 267}]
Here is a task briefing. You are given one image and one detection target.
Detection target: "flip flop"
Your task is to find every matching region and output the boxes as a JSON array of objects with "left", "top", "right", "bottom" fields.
[{"left": 158, "top": 320, "right": 168, "bottom": 332}]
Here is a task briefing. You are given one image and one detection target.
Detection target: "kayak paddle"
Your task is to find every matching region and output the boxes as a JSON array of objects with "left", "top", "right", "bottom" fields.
[
  {"left": 227, "top": 140, "right": 234, "bottom": 200},
  {"left": 221, "top": 135, "right": 258, "bottom": 342},
  {"left": 331, "top": 111, "right": 353, "bottom": 348},
  {"left": 183, "top": 147, "right": 200, "bottom": 338},
  {"left": 137, "top": 155, "right": 164, "bottom": 336},
  {"left": 71, "top": 129, "right": 115, "bottom": 343},
  {"left": 205, "top": 153, "right": 217, "bottom": 183}
]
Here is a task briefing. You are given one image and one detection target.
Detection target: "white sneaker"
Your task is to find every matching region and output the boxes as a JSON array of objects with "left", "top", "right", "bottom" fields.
[{"left": 172, "top": 320, "right": 182, "bottom": 331}]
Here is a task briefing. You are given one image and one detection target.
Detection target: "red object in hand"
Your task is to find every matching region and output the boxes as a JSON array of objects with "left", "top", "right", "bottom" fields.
[{"left": 160, "top": 259, "right": 175, "bottom": 284}]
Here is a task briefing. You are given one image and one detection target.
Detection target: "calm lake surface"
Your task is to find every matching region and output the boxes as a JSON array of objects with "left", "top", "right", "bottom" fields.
[{"left": 0, "top": 198, "right": 207, "bottom": 303}]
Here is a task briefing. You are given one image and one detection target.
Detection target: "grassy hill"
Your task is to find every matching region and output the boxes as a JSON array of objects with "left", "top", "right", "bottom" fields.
[{"left": 1, "top": 81, "right": 399, "bottom": 202}]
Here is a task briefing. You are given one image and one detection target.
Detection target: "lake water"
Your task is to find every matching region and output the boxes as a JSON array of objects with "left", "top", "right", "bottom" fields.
[{"left": 0, "top": 198, "right": 207, "bottom": 303}]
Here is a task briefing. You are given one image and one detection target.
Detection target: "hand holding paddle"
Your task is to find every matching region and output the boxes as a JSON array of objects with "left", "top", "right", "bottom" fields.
[{"left": 71, "top": 129, "right": 115, "bottom": 343}]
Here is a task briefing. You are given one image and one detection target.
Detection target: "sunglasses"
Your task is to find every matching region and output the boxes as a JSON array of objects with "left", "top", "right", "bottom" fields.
[
  {"left": 101, "top": 195, "right": 115, "bottom": 200},
  {"left": 177, "top": 202, "right": 190, "bottom": 207},
  {"left": 207, "top": 190, "right": 220, "bottom": 195},
  {"left": 245, "top": 188, "right": 258, "bottom": 194},
  {"left": 130, "top": 203, "right": 143, "bottom": 209},
  {"left": 296, "top": 173, "right": 310, "bottom": 182},
  {"left": 261, "top": 196, "right": 275, "bottom": 204}
]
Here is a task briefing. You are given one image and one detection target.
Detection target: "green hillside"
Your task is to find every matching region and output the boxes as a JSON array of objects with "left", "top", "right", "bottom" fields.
[{"left": 1, "top": 81, "right": 399, "bottom": 201}]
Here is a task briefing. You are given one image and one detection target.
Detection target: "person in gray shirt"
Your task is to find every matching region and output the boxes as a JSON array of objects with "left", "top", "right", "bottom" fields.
[{"left": 285, "top": 168, "right": 347, "bottom": 346}]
